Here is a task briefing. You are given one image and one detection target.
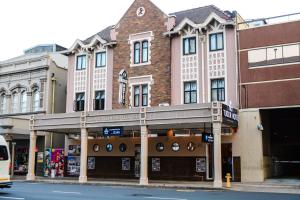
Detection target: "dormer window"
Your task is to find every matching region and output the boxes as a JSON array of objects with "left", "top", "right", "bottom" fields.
[
  {"left": 183, "top": 37, "right": 196, "bottom": 55},
  {"left": 76, "top": 55, "right": 87, "bottom": 70}
]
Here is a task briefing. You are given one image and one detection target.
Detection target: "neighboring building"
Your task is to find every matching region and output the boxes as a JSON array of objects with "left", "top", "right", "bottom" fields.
[
  {"left": 0, "top": 44, "right": 68, "bottom": 176},
  {"left": 26, "top": 0, "right": 240, "bottom": 188},
  {"left": 238, "top": 20, "right": 300, "bottom": 181}
]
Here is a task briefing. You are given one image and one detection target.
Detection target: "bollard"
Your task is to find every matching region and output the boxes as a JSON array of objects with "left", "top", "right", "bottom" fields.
[{"left": 225, "top": 173, "right": 232, "bottom": 188}]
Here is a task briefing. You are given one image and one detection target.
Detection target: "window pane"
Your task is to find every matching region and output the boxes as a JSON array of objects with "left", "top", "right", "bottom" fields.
[
  {"left": 211, "top": 80, "right": 218, "bottom": 89},
  {"left": 184, "top": 39, "right": 189, "bottom": 55},
  {"left": 142, "top": 85, "right": 148, "bottom": 94},
  {"left": 95, "top": 92, "right": 100, "bottom": 100},
  {"left": 210, "top": 34, "right": 217, "bottom": 51},
  {"left": 191, "top": 82, "right": 197, "bottom": 91},
  {"left": 82, "top": 56, "right": 86, "bottom": 69},
  {"left": 218, "top": 79, "right": 225, "bottom": 88},
  {"left": 134, "top": 42, "right": 140, "bottom": 64},
  {"left": 191, "top": 91, "right": 197, "bottom": 103},
  {"left": 184, "top": 82, "right": 191, "bottom": 91},
  {"left": 134, "top": 95, "right": 139, "bottom": 107},
  {"left": 190, "top": 38, "right": 196, "bottom": 54},
  {"left": 20, "top": 92, "right": 27, "bottom": 112},
  {"left": 217, "top": 33, "right": 223, "bottom": 50},
  {"left": 211, "top": 90, "right": 218, "bottom": 101},
  {"left": 219, "top": 89, "right": 225, "bottom": 101},
  {"left": 142, "top": 41, "right": 148, "bottom": 63},
  {"left": 0, "top": 146, "right": 8, "bottom": 161},
  {"left": 184, "top": 92, "right": 190, "bottom": 104},
  {"left": 100, "top": 91, "right": 105, "bottom": 99},
  {"left": 102, "top": 53, "right": 106, "bottom": 66},
  {"left": 33, "top": 91, "right": 40, "bottom": 112}
]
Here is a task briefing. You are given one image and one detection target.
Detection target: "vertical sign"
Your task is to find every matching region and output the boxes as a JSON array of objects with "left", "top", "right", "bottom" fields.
[{"left": 118, "top": 69, "right": 127, "bottom": 106}]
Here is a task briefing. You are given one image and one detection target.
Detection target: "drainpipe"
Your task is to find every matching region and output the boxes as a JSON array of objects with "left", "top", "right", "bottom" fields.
[{"left": 50, "top": 73, "right": 56, "bottom": 148}]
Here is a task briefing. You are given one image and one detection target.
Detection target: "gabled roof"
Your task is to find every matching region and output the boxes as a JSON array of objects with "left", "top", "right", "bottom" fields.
[
  {"left": 170, "top": 5, "right": 232, "bottom": 25},
  {"left": 83, "top": 25, "right": 114, "bottom": 44}
]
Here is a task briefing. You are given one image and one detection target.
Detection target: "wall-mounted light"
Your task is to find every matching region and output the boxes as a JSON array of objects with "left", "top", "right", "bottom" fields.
[{"left": 257, "top": 124, "right": 264, "bottom": 131}]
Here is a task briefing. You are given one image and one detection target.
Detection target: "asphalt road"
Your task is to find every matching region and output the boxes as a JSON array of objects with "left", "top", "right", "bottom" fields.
[{"left": 0, "top": 182, "right": 300, "bottom": 200}]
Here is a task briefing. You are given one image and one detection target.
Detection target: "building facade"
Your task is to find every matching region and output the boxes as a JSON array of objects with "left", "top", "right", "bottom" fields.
[
  {"left": 238, "top": 20, "right": 300, "bottom": 181},
  {"left": 0, "top": 44, "right": 68, "bottom": 176},
  {"left": 26, "top": 0, "right": 242, "bottom": 188}
]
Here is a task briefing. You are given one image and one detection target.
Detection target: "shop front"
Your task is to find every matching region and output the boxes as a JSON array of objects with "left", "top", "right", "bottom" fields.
[{"left": 27, "top": 102, "right": 238, "bottom": 188}]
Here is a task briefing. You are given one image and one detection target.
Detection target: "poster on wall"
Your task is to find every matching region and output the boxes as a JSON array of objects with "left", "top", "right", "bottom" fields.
[
  {"left": 37, "top": 152, "right": 44, "bottom": 163},
  {"left": 68, "top": 145, "right": 80, "bottom": 156},
  {"left": 67, "top": 156, "right": 80, "bottom": 176},
  {"left": 88, "top": 157, "right": 95, "bottom": 170},
  {"left": 51, "top": 149, "right": 65, "bottom": 177},
  {"left": 44, "top": 148, "right": 52, "bottom": 177},
  {"left": 196, "top": 158, "right": 206, "bottom": 173},
  {"left": 122, "top": 158, "right": 130, "bottom": 171},
  {"left": 152, "top": 158, "right": 160, "bottom": 172}
]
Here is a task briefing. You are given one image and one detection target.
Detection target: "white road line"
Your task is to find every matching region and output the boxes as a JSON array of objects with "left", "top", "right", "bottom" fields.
[
  {"left": 145, "top": 197, "right": 187, "bottom": 200},
  {"left": 52, "top": 191, "right": 81, "bottom": 195},
  {"left": 0, "top": 197, "right": 25, "bottom": 200}
]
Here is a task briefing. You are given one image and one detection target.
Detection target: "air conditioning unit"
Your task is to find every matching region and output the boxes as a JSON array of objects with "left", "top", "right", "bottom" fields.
[{"left": 159, "top": 103, "right": 170, "bottom": 107}]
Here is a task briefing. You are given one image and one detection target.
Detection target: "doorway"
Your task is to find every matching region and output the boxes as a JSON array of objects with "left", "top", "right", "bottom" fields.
[{"left": 222, "top": 143, "right": 232, "bottom": 180}]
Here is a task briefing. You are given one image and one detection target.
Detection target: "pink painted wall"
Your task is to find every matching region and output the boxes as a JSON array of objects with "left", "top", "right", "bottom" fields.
[
  {"left": 66, "top": 55, "right": 75, "bottom": 113},
  {"left": 225, "top": 27, "right": 238, "bottom": 108},
  {"left": 171, "top": 36, "right": 181, "bottom": 105}
]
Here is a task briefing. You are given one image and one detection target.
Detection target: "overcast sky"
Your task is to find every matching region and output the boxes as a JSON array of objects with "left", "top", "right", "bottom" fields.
[{"left": 0, "top": 0, "right": 299, "bottom": 61}]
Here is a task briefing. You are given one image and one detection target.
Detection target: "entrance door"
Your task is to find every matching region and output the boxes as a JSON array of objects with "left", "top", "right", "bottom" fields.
[
  {"left": 222, "top": 143, "right": 233, "bottom": 179},
  {"left": 134, "top": 144, "right": 141, "bottom": 178}
]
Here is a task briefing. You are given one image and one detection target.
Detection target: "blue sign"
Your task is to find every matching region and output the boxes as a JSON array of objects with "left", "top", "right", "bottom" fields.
[
  {"left": 202, "top": 132, "right": 214, "bottom": 144},
  {"left": 103, "top": 127, "right": 124, "bottom": 137}
]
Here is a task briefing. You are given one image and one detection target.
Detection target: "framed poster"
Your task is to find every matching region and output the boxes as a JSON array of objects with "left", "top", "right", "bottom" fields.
[
  {"left": 88, "top": 157, "right": 95, "bottom": 170},
  {"left": 152, "top": 158, "right": 160, "bottom": 172},
  {"left": 67, "top": 156, "right": 80, "bottom": 176},
  {"left": 37, "top": 152, "right": 44, "bottom": 163},
  {"left": 196, "top": 158, "right": 206, "bottom": 173},
  {"left": 122, "top": 158, "right": 130, "bottom": 171}
]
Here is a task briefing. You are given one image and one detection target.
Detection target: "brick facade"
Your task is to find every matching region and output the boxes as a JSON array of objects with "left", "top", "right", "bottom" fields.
[{"left": 112, "top": 0, "right": 171, "bottom": 109}]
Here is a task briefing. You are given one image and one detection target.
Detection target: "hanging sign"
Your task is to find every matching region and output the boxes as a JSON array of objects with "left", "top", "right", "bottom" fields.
[
  {"left": 202, "top": 132, "right": 214, "bottom": 144},
  {"left": 118, "top": 69, "right": 127, "bottom": 106},
  {"left": 222, "top": 104, "right": 239, "bottom": 127},
  {"left": 103, "top": 127, "right": 124, "bottom": 137}
]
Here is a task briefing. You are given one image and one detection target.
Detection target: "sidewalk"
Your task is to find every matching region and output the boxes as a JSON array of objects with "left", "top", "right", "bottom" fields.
[{"left": 12, "top": 176, "right": 300, "bottom": 194}]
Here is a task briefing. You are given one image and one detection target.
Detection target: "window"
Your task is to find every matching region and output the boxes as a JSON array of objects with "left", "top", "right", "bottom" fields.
[
  {"left": 106, "top": 144, "right": 113, "bottom": 152},
  {"left": 156, "top": 143, "right": 164, "bottom": 152},
  {"left": 0, "top": 94, "right": 6, "bottom": 114},
  {"left": 20, "top": 91, "right": 27, "bottom": 113},
  {"left": 171, "top": 143, "right": 180, "bottom": 152},
  {"left": 119, "top": 143, "right": 127, "bottom": 152},
  {"left": 133, "top": 84, "right": 148, "bottom": 107},
  {"left": 211, "top": 79, "right": 225, "bottom": 102},
  {"left": 210, "top": 33, "right": 224, "bottom": 51},
  {"left": 12, "top": 92, "right": 18, "bottom": 113},
  {"left": 95, "top": 52, "right": 106, "bottom": 68},
  {"left": 0, "top": 146, "right": 8, "bottom": 161},
  {"left": 183, "top": 37, "right": 196, "bottom": 55},
  {"left": 76, "top": 55, "right": 87, "bottom": 70},
  {"left": 94, "top": 91, "right": 105, "bottom": 110},
  {"left": 184, "top": 81, "right": 197, "bottom": 104},
  {"left": 74, "top": 93, "right": 85, "bottom": 112},
  {"left": 32, "top": 90, "right": 40, "bottom": 112},
  {"left": 133, "top": 40, "right": 149, "bottom": 64}
]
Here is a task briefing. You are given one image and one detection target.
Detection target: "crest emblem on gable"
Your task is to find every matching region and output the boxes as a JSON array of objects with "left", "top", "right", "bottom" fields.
[{"left": 136, "top": 7, "right": 145, "bottom": 17}]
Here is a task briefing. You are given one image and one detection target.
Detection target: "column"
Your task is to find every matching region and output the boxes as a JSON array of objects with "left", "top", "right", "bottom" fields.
[
  {"left": 11, "top": 142, "right": 16, "bottom": 177},
  {"left": 140, "top": 125, "right": 148, "bottom": 185},
  {"left": 79, "top": 128, "right": 88, "bottom": 183},
  {"left": 26, "top": 130, "right": 37, "bottom": 181},
  {"left": 213, "top": 121, "right": 222, "bottom": 188}
]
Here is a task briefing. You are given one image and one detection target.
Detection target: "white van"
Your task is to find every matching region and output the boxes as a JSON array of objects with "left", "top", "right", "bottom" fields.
[{"left": 0, "top": 135, "right": 12, "bottom": 188}]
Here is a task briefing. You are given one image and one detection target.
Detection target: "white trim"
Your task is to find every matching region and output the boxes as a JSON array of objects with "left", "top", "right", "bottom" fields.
[
  {"left": 239, "top": 41, "right": 300, "bottom": 52},
  {"left": 128, "top": 31, "right": 154, "bottom": 38},
  {"left": 248, "top": 61, "right": 300, "bottom": 69},
  {"left": 129, "top": 34, "right": 153, "bottom": 67},
  {"left": 240, "top": 77, "right": 300, "bottom": 85},
  {"left": 128, "top": 75, "right": 153, "bottom": 108}
]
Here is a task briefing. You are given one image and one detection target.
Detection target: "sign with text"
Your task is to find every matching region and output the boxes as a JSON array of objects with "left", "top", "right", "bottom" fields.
[
  {"left": 222, "top": 104, "right": 239, "bottom": 127},
  {"left": 103, "top": 127, "right": 124, "bottom": 137},
  {"left": 202, "top": 132, "right": 214, "bottom": 144}
]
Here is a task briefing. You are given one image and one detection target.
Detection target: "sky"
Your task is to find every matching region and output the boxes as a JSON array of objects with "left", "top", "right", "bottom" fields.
[{"left": 0, "top": 0, "right": 299, "bottom": 61}]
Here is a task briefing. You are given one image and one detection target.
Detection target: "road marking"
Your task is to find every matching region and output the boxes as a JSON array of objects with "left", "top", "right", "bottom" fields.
[
  {"left": 52, "top": 191, "right": 81, "bottom": 195},
  {"left": 176, "top": 189, "right": 195, "bottom": 192},
  {"left": 0, "top": 197, "right": 25, "bottom": 200},
  {"left": 145, "top": 197, "right": 187, "bottom": 200}
]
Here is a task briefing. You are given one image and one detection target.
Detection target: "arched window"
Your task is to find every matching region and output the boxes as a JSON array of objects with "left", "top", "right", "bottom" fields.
[
  {"left": 11, "top": 92, "right": 18, "bottom": 113},
  {"left": 20, "top": 91, "right": 27, "bottom": 113},
  {"left": 134, "top": 42, "right": 140, "bottom": 64},
  {"left": 0, "top": 94, "right": 6, "bottom": 114},
  {"left": 32, "top": 89, "right": 40, "bottom": 112}
]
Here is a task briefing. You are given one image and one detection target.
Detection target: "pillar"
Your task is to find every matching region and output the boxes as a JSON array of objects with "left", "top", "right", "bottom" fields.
[
  {"left": 79, "top": 128, "right": 88, "bottom": 183},
  {"left": 26, "top": 130, "right": 37, "bottom": 181},
  {"left": 11, "top": 142, "right": 16, "bottom": 177},
  {"left": 213, "top": 121, "right": 222, "bottom": 188},
  {"left": 140, "top": 125, "right": 148, "bottom": 185}
]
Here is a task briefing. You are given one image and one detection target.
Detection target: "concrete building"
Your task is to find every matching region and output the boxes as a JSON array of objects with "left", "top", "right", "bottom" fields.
[
  {"left": 238, "top": 19, "right": 300, "bottom": 181},
  {"left": 0, "top": 44, "right": 68, "bottom": 176},
  {"left": 26, "top": 0, "right": 239, "bottom": 188}
]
